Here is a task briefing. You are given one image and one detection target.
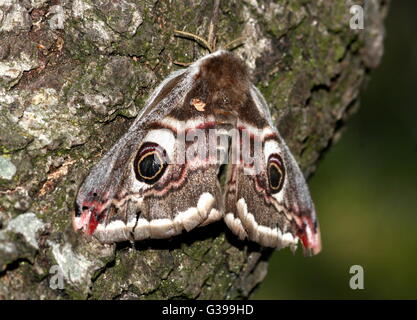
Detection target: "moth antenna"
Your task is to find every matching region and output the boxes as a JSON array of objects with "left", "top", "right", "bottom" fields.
[
  {"left": 173, "top": 60, "right": 193, "bottom": 67},
  {"left": 222, "top": 37, "right": 246, "bottom": 51},
  {"left": 174, "top": 30, "right": 213, "bottom": 53},
  {"left": 173, "top": 0, "right": 243, "bottom": 61},
  {"left": 207, "top": 0, "right": 220, "bottom": 52}
]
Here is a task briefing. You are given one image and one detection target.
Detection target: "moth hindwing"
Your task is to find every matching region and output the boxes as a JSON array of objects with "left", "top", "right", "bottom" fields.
[{"left": 74, "top": 50, "right": 321, "bottom": 255}]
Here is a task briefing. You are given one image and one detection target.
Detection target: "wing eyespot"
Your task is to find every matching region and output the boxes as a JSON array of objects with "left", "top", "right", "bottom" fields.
[
  {"left": 267, "top": 154, "right": 285, "bottom": 194},
  {"left": 134, "top": 142, "right": 168, "bottom": 184}
]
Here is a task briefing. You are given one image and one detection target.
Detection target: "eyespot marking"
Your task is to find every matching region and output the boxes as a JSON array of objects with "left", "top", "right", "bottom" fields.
[
  {"left": 134, "top": 142, "right": 168, "bottom": 184},
  {"left": 267, "top": 154, "right": 285, "bottom": 193}
]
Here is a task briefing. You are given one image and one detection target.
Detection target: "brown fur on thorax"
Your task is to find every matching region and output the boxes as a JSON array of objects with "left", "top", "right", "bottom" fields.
[{"left": 195, "top": 52, "right": 250, "bottom": 111}]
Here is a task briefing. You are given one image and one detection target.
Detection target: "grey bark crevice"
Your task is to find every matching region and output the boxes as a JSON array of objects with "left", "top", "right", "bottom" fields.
[{"left": 0, "top": 0, "right": 388, "bottom": 299}]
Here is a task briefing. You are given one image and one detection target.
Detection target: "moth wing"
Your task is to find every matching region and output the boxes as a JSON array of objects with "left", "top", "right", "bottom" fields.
[
  {"left": 74, "top": 64, "right": 224, "bottom": 243},
  {"left": 224, "top": 85, "right": 321, "bottom": 255}
]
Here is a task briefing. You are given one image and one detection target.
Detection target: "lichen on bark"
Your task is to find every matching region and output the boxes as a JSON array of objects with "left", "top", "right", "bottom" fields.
[{"left": 0, "top": 0, "right": 388, "bottom": 299}]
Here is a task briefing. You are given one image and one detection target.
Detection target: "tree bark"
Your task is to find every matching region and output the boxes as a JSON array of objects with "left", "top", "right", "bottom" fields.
[{"left": 0, "top": 0, "right": 388, "bottom": 299}]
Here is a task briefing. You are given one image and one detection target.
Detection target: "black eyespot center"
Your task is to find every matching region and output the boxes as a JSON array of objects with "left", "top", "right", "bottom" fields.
[
  {"left": 134, "top": 142, "right": 168, "bottom": 184},
  {"left": 138, "top": 151, "right": 163, "bottom": 180},
  {"left": 268, "top": 154, "right": 285, "bottom": 194}
]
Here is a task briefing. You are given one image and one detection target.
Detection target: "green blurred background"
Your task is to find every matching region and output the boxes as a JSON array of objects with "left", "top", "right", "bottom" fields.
[{"left": 254, "top": 1, "right": 417, "bottom": 299}]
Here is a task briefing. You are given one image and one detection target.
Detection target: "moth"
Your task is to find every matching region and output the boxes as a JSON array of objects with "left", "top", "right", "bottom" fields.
[{"left": 74, "top": 34, "right": 321, "bottom": 256}]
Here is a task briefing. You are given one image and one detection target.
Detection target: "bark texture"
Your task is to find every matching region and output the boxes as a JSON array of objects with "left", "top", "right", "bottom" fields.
[{"left": 0, "top": 0, "right": 387, "bottom": 299}]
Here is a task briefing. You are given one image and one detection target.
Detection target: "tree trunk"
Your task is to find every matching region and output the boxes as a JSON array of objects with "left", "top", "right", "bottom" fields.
[{"left": 0, "top": 0, "right": 388, "bottom": 299}]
